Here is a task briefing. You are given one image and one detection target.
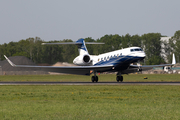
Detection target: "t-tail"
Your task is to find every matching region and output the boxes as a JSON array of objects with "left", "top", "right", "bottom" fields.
[
  {"left": 42, "top": 38, "right": 104, "bottom": 56},
  {"left": 73, "top": 38, "right": 104, "bottom": 66},
  {"left": 75, "top": 38, "right": 89, "bottom": 55}
]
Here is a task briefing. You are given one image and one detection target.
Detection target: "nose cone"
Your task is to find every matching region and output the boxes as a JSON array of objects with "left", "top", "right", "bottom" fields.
[
  {"left": 136, "top": 52, "right": 146, "bottom": 60},
  {"left": 139, "top": 52, "right": 146, "bottom": 58}
]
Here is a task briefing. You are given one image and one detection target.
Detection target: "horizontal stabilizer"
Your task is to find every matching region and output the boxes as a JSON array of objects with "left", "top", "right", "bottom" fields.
[
  {"left": 84, "top": 42, "right": 104, "bottom": 44},
  {"left": 42, "top": 42, "right": 104, "bottom": 45}
]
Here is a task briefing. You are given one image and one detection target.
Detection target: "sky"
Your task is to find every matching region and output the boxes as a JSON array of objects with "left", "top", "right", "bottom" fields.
[{"left": 0, "top": 0, "right": 180, "bottom": 44}]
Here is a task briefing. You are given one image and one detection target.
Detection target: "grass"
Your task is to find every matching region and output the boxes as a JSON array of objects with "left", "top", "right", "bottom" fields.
[
  {"left": 0, "top": 74, "right": 180, "bottom": 119},
  {"left": 0, "top": 74, "right": 180, "bottom": 82},
  {"left": 0, "top": 85, "right": 180, "bottom": 119}
]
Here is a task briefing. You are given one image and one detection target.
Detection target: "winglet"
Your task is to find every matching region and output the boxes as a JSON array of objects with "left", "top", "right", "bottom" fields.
[
  {"left": 4, "top": 55, "right": 16, "bottom": 67},
  {"left": 172, "top": 53, "right": 176, "bottom": 65}
]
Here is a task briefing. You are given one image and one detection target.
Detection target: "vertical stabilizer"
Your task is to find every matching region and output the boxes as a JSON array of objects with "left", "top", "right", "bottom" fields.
[
  {"left": 76, "top": 38, "right": 89, "bottom": 55},
  {"left": 172, "top": 53, "right": 176, "bottom": 65}
]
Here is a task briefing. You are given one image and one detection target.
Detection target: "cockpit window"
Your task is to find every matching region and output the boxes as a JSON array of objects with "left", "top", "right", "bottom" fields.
[
  {"left": 130, "top": 48, "right": 142, "bottom": 52},
  {"left": 130, "top": 49, "right": 134, "bottom": 52},
  {"left": 135, "top": 49, "right": 140, "bottom": 51}
]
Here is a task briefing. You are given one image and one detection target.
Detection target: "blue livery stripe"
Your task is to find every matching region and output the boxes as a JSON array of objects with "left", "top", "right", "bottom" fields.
[
  {"left": 94, "top": 55, "right": 145, "bottom": 66},
  {"left": 76, "top": 38, "right": 88, "bottom": 52}
]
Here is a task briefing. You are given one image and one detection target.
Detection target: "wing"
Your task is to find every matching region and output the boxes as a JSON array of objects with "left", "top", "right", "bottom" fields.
[
  {"left": 129, "top": 64, "right": 174, "bottom": 69},
  {"left": 4, "top": 55, "right": 113, "bottom": 75},
  {"left": 121, "top": 64, "right": 175, "bottom": 74},
  {"left": 123, "top": 53, "right": 176, "bottom": 74}
]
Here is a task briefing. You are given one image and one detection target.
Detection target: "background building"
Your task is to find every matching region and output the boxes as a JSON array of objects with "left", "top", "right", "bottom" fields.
[{"left": 160, "top": 37, "right": 172, "bottom": 63}]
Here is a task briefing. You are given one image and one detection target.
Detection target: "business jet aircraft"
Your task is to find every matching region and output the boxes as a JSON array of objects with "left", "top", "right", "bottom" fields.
[{"left": 4, "top": 38, "right": 176, "bottom": 82}]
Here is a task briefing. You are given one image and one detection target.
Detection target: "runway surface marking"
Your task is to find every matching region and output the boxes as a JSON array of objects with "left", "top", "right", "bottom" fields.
[{"left": 1, "top": 82, "right": 180, "bottom": 85}]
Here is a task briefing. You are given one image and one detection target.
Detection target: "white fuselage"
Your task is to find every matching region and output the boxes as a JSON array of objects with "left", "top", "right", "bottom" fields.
[
  {"left": 91, "top": 47, "right": 146, "bottom": 66},
  {"left": 73, "top": 46, "right": 146, "bottom": 67}
]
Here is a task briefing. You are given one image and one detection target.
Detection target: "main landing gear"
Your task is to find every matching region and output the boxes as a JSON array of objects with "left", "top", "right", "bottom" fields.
[
  {"left": 91, "top": 76, "right": 98, "bottom": 82},
  {"left": 116, "top": 76, "right": 123, "bottom": 82},
  {"left": 91, "top": 71, "right": 98, "bottom": 82},
  {"left": 116, "top": 72, "right": 123, "bottom": 82},
  {"left": 91, "top": 71, "right": 123, "bottom": 83},
  {"left": 91, "top": 75, "right": 123, "bottom": 82}
]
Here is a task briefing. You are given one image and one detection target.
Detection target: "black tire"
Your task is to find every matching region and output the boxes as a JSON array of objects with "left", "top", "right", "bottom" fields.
[
  {"left": 116, "top": 76, "right": 120, "bottom": 82},
  {"left": 95, "top": 76, "right": 98, "bottom": 82},
  {"left": 120, "top": 76, "right": 123, "bottom": 82},
  {"left": 91, "top": 76, "right": 95, "bottom": 82}
]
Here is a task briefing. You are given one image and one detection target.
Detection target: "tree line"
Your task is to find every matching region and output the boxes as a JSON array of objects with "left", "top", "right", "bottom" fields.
[{"left": 0, "top": 30, "right": 180, "bottom": 65}]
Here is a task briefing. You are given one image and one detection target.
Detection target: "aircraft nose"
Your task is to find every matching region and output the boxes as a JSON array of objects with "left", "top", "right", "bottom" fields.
[{"left": 138, "top": 52, "right": 146, "bottom": 58}]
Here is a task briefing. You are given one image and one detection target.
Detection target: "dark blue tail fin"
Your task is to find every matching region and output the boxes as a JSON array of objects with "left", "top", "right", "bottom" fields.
[{"left": 76, "top": 38, "right": 89, "bottom": 55}]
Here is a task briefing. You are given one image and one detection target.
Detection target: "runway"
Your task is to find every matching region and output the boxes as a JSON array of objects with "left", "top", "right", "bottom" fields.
[{"left": 1, "top": 81, "right": 180, "bottom": 85}]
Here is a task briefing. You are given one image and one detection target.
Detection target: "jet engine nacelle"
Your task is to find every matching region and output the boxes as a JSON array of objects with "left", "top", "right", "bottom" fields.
[{"left": 73, "top": 54, "right": 92, "bottom": 66}]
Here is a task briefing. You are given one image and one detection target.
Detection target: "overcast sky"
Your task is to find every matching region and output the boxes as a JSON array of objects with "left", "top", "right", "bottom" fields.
[{"left": 0, "top": 0, "right": 180, "bottom": 44}]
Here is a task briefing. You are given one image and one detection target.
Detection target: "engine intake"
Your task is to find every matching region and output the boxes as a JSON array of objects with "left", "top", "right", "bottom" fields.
[
  {"left": 83, "top": 55, "right": 90, "bottom": 63},
  {"left": 73, "top": 54, "right": 92, "bottom": 66}
]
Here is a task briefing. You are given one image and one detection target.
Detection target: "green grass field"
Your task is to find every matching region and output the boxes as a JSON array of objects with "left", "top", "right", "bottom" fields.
[
  {"left": 0, "top": 74, "right": 180, "bottom": 119},
  {"left": 0, "top": 85, "right": 180, "bottom": 120},
  {"left": 0, "top": 74, "right": 180, "bottom": 82}
]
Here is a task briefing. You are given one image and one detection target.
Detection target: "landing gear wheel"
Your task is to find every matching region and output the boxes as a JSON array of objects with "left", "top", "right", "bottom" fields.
[
  {"left": 95, "top": 76, "right": 98, "bottom": 82},
  {"left": 91, "top": 76, "right": 95, "bottom": 82},
  {"left": 116, "top": 76, "right": 123, "bottom": 82},
  {"left": 120, "top": 76, "right": 123, "bottom": 82},
  {"left": 91, "top": 76, "right": 98, "bottom": 82},
  {"left": 116, "top": 76, "right": 120, "bottom": 82}
]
